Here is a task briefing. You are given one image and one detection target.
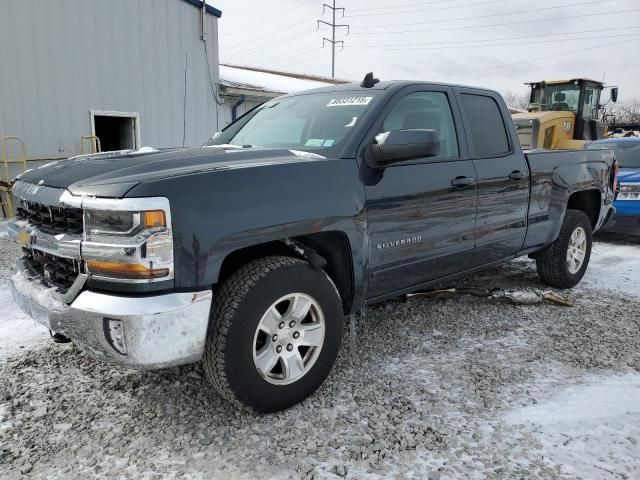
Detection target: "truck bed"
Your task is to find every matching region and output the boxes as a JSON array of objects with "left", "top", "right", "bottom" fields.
[{"left": 522, "top": 148, "right": 616, "bottom": 251}]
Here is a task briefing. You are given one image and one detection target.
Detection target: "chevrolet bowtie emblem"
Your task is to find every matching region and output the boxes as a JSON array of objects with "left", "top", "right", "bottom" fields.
[{"left": 18, "top": 230, "right": 31, "bottom": 247}]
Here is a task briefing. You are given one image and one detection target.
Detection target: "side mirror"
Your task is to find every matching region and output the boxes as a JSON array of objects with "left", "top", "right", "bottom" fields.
[
  {"left": 366, "top": 129, "right": 440, "bottom": 167},
  {"left": 611, "top": 87, "right": 618, "bottom": 103}
]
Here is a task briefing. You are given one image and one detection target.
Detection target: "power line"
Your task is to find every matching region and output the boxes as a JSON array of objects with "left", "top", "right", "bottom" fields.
[
  {"left": 347, "top": 33, "right": 640, "bottom": 51},
  {"left": 225, "top": 28, "right": 316, "bottom": 61},
  {"left": 346, "top": 0, "right": 506, "bottom": 18},
  {"left": 232, "top": 24, "right": 639, "bottom": 68},
  {"left": 348, "top": 0, "right": 611, "bottom": 27},
  {"left": 246, "top": 42, "right": 326, "bottom": 66},
  {"left": 317, "top": 1, "right": 349, "bottom": 78},
  {"left": 349, "top": 0, "right": 454, "bottom": 13},
  {"left": 348, "top": 8, "right": 640, "bottom": 35},
  {"left": 228, "top": 1, "right": 310, "bottom": 34},
  {"left": 227, "top": 27, "right": 348, "bottom": 68},
  {"left": 275, "top": 34, "right": 640, "bottom": 78},
  {"left": 222, "top": 13, "right": 319, "bottom": 56},
  {"left": 222, "top": 3, "right": 316, "bottom": 52},
  {"left": 273, "top": 50, "right": 335, "bottom": 70},
  {"left": 442, "top": 36, "right": 640, "bottom": 79},
  {"left": 346, "top": 26, "right": 640, "bottom": 49}
]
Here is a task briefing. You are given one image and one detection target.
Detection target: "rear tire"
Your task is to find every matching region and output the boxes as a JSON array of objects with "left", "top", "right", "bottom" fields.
[
  {"left": 203, "top": 255, "right": 343, "bottom": 412},
  {"left": 536, "top": 209, "right": 592, "bottom": 289}
]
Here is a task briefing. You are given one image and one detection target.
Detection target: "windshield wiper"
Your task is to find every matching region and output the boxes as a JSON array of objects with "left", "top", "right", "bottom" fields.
[{"left": 203, "top": 143, "right": 254, "bottom": 149}]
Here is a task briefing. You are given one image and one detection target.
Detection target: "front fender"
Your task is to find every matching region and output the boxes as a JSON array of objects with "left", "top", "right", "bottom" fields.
[{"left": 126, "top": 157, "right": 367, "bottom": 294}]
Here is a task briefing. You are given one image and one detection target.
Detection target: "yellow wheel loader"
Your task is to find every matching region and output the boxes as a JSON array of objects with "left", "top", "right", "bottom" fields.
[{"left": 512, "top": 79, "right": 618, "bottom": 150}]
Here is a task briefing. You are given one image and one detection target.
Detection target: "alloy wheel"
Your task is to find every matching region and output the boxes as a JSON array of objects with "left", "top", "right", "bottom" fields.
[{"left": 252, "top": 293, "right": 325, "bottom": 385}]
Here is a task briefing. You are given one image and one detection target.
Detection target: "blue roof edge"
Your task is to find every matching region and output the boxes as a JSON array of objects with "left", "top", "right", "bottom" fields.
[{"left": 179, "top": 0, "right": 222, "bottom": 17}]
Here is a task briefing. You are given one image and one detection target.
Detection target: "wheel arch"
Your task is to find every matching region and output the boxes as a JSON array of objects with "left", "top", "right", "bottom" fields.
[
  {"left": 566, "top": 188, "right": 601, "bottom": 230},
  {"left": 216, "top": 230, "right": 357, "bottom": 315}
]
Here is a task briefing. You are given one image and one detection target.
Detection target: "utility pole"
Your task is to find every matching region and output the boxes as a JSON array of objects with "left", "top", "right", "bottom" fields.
[{"left": 317, "top": 1, "right": 349, "bottom": 78}]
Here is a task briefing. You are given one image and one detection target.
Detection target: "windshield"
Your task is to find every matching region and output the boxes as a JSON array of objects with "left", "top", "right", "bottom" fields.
[
  {"left": 205, "top": 92, "right": 380, "bottom": 154},
  {"left": 587, "top": 141, "right": 640, "bottom": 168},
  {"left": 533, "top": 84, "right": 580, "bottom": 113}
]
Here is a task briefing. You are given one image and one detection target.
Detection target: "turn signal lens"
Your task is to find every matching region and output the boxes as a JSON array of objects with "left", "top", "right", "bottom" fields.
[
  {"left": 143, "top": 210, "right": 166, "bottom": 229},
  {"left": 87, "top": 259, "right": 169, "bottom": 279}
]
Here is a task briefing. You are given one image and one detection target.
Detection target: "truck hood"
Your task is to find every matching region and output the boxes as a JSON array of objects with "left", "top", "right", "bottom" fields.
[
  {"left": 17, "top": 147, "right": 327, "bottom": 197},
  {"left": 618, "top": 167, "right": 640, "bottom": 183}
]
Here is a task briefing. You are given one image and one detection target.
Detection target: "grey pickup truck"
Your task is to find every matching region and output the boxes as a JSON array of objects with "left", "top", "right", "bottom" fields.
[{"left": 8, "top": 74, "right": 616, "bottom": 412}]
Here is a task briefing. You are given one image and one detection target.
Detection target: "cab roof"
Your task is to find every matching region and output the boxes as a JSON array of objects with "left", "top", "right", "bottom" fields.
[
  {"left": 285, "top": 79, "right": 500, "bottom": 96},
  {"left": 526, "top": 78, "right": 604, "bottom": 86}
]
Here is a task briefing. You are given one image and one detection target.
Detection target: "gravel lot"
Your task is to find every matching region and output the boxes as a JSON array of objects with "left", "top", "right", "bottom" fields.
[{"left": 1, "top": 231, "right": 640, "bottom": 479}]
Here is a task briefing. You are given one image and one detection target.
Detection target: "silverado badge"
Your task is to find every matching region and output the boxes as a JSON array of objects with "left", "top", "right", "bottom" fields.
[{"left": 376, "top": 236, "right": 423, "bottom": 250}]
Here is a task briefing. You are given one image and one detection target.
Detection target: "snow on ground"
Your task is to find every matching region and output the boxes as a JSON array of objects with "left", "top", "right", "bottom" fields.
[
  {"left": 0, "top": 233, "right": 639, "bottom": 479},
  {"left": 579, "top": 240, "right": 640, "bottom": 296},
  {"left": 0, "top": 282, "right": 49, "bottom": 361},
  {"left": 505, "top": 373, "right": 640, "bottom": 479}
]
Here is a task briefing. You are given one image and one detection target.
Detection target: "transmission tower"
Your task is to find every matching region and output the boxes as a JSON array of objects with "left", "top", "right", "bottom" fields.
[{"left": 317, "top": 1, "right": 349, "bottom": 78}]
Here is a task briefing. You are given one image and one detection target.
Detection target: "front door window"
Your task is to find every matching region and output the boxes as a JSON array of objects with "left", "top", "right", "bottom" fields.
[{"left": 380, "top": 91, "right": 460, "bottom": 159}]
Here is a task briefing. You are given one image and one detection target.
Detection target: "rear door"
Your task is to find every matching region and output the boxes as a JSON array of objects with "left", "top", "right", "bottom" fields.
[
  {"left": 457, "top": 89, "right": 530, "bottom": 263},
  {"left": 363, "top": 86, "right": 478, "bottom": 299}
]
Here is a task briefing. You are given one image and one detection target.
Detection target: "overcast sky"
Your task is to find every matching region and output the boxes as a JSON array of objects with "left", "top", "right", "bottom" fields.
[{"left": 210, "top": 0, "right": 640, "bottom": 100}]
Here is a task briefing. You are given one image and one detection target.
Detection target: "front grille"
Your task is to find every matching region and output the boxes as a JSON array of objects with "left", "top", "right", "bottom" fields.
[
  {"left": 15, "top": 200, "right": 83, "bottom": 236},
  {"left": 23, "top": 248, "right": 84, "bottom": 292}
]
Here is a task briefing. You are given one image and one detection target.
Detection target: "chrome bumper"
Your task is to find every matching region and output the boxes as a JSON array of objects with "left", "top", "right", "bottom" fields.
[{"left": 9, "top": 268, "right": 212, "bottom": 369}]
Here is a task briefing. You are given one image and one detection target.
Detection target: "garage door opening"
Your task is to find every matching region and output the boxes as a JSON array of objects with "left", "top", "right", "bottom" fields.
[{"left": 91, "top": 111, "right": 140, "bottom": 152}]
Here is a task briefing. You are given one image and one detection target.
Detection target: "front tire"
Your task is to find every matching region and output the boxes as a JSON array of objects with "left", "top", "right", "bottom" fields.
[
  {"left": 536, "top": 209, "right": 592, "bottom": 288},
  {"left": 203, "top": 256, "right": 343, "bottom": 412}
]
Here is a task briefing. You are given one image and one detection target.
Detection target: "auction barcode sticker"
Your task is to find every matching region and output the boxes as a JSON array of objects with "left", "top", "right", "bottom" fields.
[{"left": 326, "top": 96, "right": 373, "bottom": 107}]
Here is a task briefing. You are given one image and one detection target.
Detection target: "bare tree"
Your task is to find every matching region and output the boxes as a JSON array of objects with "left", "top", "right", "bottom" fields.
[
  {"left": 604, "top": 96, "right": 640, "bottom": 124},
  {"left": 502, "top": 90, "right": 530, "bottom": 110}
]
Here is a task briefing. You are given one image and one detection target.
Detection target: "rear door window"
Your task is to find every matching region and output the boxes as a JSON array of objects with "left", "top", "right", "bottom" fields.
[{"left": 461, "top": 94, "right": 511, "bottom": 156}]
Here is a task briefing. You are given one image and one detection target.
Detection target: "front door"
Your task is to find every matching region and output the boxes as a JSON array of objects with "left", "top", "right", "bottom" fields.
[{"left": 364, "top": 88, "right": 478, "bottom": 299}]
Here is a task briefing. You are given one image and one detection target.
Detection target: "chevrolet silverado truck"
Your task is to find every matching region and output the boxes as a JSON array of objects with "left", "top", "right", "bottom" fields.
[{"left": 8, "top": 76, "right": 616, "bottom": 412}]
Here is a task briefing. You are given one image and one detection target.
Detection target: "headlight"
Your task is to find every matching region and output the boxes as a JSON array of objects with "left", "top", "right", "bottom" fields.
[
  {"left": 85, "top": 210, "right": 166, "bottom": 236},
  {"left": 618, "top": 184, "right": 640, "bottom": 200},
  {"left": 85, "top": 210, "right": 140, "bottom": 235},
  {"left": 81, "top": 198, "right": 174, "bottom": 283}
]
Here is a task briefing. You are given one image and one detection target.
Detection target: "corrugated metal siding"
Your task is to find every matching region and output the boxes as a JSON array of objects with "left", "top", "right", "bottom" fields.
[{"left": 0, "top": 0, "right": 221, "bottom": 159}]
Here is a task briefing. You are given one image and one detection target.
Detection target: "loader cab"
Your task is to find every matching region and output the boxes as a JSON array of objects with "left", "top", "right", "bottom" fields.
[
  {"left": 513, "top": 79, "right": 612, "bottom": 150},
  {"left": 528, "top": 79, "right": 605, "bottom": 142}
]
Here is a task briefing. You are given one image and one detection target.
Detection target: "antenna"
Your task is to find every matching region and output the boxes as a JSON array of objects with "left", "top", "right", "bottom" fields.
[
  {"left": 317, "top": 1, "right": 349, "bottom": 78},
  {"left": 360, "top": 72, "right": 380, "bottom": 88}
]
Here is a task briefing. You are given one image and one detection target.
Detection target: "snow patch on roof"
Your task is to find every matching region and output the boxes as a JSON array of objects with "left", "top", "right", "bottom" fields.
[{"left": 219, "top": 65, "right": 347, "bottom": 95}]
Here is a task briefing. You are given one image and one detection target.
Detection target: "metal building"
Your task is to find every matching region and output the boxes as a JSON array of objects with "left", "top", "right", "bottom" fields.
[{"left": 0, "top": 0, "right": 223, "bottom": 167}]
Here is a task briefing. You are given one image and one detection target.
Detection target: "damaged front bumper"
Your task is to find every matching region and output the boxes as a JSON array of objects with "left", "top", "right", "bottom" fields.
[{"left": 9, "top": 264, "right": 212, "bottom": 369}]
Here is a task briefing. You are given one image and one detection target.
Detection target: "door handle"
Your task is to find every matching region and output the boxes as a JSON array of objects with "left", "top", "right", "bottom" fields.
[
  {"left": 451, "top": 176, "right": 475, "bottom": 188},
  {"left": 509, "top": 170, "right": 525, "bottom": 181}
]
